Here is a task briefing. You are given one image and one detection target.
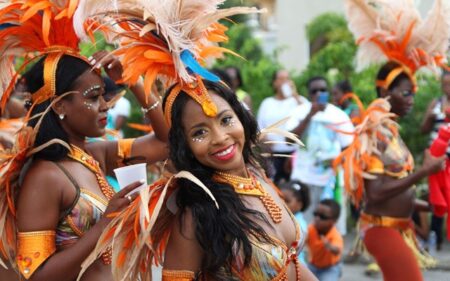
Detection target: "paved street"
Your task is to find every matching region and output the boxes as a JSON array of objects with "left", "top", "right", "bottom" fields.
[{"left": 342, "top": 231, "right": 450, "bottom": 281}]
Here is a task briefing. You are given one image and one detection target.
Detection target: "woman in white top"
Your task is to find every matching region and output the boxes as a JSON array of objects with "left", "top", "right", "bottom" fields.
[{"left": 257, "top": 69, "right": 306, "bottom": 184}]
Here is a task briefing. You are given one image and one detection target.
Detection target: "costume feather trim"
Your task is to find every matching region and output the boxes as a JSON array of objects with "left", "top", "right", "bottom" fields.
[
  {"left": 77, "top": 170, "right": 218, "bottom": 281},
  {"left": 345, "top": 0, "right": 450, "bottom": 72},
  {"left": 74, "top": 0, "right": 260, "bottom": 96},
  {"left": 333, "top": 98, "right": 397, "bottom": 206}
]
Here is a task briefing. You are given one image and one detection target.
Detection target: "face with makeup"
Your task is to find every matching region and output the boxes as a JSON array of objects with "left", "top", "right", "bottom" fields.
[
  {"left": 181, "top": 92, "right": 246, "bottom": 176},
  {"left": 55, "top": 70, "right": 109, "bottom": 138}
]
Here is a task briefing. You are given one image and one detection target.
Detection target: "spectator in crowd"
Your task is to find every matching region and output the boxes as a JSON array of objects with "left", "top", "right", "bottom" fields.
[
  {"left": 281, "top": 180, "right": 311, "bottom": 264},
  {"left": 287, "top": 76, "right": 354, "bottom": 233},
  {"left": 225, "top": 66, "right": 253, "bottom": 111},
  {"left": 331, "top": 80, "right": 360, "bottom": 123},
  {"left": 306, "top": 199, "right": 343, "bottom": 281},
  {"left": 104, "top": 77, "right": 130, "bottom": 139},
  {"left": 258, "top": 69, "right": 307, "bottom": 184}
]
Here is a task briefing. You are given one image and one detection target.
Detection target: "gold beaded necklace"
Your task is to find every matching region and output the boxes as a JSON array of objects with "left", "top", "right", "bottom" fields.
[
  {"left": 213, "top": 169, "right": 283, "bottom": 224},
  {"left": 67, "top": 144, "right": 114, "bottom": 264}
]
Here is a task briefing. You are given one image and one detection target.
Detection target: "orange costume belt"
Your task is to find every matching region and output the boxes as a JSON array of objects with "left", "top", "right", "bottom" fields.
[
  {"left": 359, "top": 212, "right": 438, "bottom": 269},
  {"left": 359, "top": 212, "right": 412, "bottom": 231}
]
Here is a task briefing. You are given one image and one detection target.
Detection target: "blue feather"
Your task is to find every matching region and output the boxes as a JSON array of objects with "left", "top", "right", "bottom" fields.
[
  {"left": 180, "top": 50, "right": 220, "bottom": 82},
  {"left": 0, "top": 23, "right": 16, "bottom": 30}
]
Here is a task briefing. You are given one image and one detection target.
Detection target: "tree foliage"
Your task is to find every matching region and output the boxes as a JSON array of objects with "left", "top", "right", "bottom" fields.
[{"left": 216, "top": 23, "right": 281, "bottom": 111}]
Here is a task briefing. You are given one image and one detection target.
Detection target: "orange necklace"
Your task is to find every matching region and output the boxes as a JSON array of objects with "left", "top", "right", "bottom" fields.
[
  {"left": 213, "top": 170, "right": 282, "bottom": 224},
  {"left": 67, "top": 144, "right": 114, "bottom": 264}
]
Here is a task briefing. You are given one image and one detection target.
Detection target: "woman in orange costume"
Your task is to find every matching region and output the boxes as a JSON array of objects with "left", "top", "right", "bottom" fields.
[
  {"left": 73, "top": 0, "right": 318, "bottom": 280},
  {"left": 336, "top": 1, "right": 450, "bottom": 280},
  {"left": 0, "top": 1, "right": 169, "bottom": 280}
]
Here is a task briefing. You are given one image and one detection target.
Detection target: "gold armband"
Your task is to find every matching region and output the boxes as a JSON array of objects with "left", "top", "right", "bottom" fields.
[
  {"left": 17, "top": 231, "right": 56, "bottom": 279},
  {"left": 162, "top": 269, "right": 196, "bottom": 281},
  {"left": 117, "top": 138, "right": 135, "bottom": 167}
]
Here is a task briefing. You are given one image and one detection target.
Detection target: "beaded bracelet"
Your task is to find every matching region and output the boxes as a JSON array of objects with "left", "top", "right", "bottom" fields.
[{"left": 141, "top": 100, "right": 160, "bottom": 114}]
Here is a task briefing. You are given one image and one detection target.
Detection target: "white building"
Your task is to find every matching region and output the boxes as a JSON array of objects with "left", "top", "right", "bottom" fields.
[{"left": 251, "top": 0, "right": 435, "bottom": 72}]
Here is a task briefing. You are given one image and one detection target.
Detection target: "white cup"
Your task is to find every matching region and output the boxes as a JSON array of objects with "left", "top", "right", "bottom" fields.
[{"left": 113, "top": 163, "right": 147, "bottom": 194}]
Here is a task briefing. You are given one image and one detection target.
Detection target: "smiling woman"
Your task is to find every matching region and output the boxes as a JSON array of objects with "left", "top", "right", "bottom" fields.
[{"left": 88, "top": 80, "right": 318, "bottom": 281}]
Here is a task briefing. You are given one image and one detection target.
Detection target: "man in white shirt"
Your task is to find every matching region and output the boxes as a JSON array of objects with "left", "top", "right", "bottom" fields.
[
  {"left": 257, "top": 69, "right": 307, "bottom": 184},
  {"left": 287, "top": 76, "right": 354, "bottom": 233}
]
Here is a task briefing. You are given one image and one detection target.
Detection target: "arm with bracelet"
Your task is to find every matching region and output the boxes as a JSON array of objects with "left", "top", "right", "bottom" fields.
[{"left": 85, "top": 51, "right": 169, "bottom": 178}]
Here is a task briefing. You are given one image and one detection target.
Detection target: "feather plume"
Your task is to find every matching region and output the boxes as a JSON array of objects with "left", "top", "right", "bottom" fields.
[
  {"left": 259, "top": 116, "right": 304, "bottom": 148},
  {"left": 333, "top": 98, "right": 397, "bottom": 206},
  {"left": 345, "top": 0, "right": 449, "bottom": 72},
  {"left": 74, "top": 0, "right": 261, "bottom": 96},
  {"left": 0, "top": 0, "right": 81, "bottom": 109},
  {"left": 77, "top": 170, "right": 219, "bottom": 281}
]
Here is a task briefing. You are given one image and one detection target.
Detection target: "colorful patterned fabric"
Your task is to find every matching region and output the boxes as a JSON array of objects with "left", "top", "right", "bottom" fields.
[
  {"left": 366, "top": 124, "right": 414, "bottom": 178},
  {"left": 56, "top": 189, "right": 107, "bottom": 247}
]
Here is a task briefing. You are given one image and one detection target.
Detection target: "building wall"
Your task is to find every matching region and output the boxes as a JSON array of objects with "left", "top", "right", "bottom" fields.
[{"left": 275, "top": 0, "right": 344, "bottom": 71}]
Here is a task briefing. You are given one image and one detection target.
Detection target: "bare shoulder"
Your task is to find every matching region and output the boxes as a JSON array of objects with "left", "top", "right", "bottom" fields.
[
  {"left": 17, "top": 160, "right": 66, "bottom": 231},
  {"left": 164, "top": 208, "right": 203, "bottom": 270},
  {"left": 173, "top": 208, "right": 197, "bottom": 241},
  {"left": 86, "top": 141, "right": 110, "bottom": 162},
  {"left": 21, "top": 160, "right": 67, "bottom": 193}
]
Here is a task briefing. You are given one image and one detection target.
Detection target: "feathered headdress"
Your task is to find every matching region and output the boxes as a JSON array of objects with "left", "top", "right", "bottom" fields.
[
  {"left": 74, "top": 0, "right": 259, "bottom": 126},
  {"left": 345, "top": 0, "right": 450, "bottom": 91},
  {"left": 0, "top": 0, "right": 87, "bottom": 269}
]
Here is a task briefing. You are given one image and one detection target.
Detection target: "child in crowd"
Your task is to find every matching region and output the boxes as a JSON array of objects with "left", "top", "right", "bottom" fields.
[
  {"left": 307, "top": 199, "right": 343, "bottom": 281},
  {"left": 281, "top": 181, "right": 311, "bottom": 263}
]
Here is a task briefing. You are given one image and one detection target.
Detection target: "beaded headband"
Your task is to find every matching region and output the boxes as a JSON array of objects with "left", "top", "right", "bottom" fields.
[
  {"left": 30, "top": 49, "right": 92, "bottom": 105},
  {"left": 164, "top": 78, "right": 217, "bottom": 127}
]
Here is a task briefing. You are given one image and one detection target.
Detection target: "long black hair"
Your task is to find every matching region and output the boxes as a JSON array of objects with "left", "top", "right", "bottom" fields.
[
  {"left": 163, "top": 80, "right": 271, "bottom": 279},
  {"left": 24, "top": 55, "right": 92, "bottom": 161}
]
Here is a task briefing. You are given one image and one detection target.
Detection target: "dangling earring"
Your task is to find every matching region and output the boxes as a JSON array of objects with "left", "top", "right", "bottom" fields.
[{"left": 59, "top": 114, "right": 65, "bottom": 120}]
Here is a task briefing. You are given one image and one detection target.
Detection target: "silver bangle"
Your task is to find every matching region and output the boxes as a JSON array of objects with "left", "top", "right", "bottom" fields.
[{"left": 141, "top": 100, "right": 160, "bottom": 114}]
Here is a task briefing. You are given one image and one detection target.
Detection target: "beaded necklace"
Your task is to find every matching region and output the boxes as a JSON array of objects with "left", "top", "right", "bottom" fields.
[
  {"left": 67, "top": 144, "right": 114, "bottom": 264},
  {"left": 213, "top": 169, "right": 282, "bottom": 224}
]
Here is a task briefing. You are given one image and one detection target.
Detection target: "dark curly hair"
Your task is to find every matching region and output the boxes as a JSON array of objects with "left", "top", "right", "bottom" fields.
[
  {"left": 24, "top": 55, "right": 92, "bottom": 161},
  {"left": 162, "top": 80, "right": 272, "bottom": 279}
]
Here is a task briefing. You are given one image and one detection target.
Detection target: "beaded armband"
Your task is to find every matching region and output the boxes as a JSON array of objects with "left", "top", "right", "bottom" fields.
[
  {"left": 162, "top": 269, "right": 196, "bottom": 281},
  {"left": 117, "top": 138, "right": 135, "bottom": 167},
  {"left": 17, "top": 231, "right": 56, "bottom": 279}
]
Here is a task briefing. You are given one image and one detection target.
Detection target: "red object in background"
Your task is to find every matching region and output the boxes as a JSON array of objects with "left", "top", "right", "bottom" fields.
[
  {"left": 428, "top": 125, "right": 450, "bottom": 240},
  {"left": 430, "top": 125, "right": 450, "bottom": 157}
]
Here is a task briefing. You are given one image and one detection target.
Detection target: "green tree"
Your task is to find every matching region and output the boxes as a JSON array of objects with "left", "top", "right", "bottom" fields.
[{"left": 217, "top": 23, "right": 282, "bottom": 110}]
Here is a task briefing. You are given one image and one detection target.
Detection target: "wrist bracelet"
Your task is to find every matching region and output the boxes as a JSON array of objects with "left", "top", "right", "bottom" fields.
[{"left": 141, "top": 100, "right": 160, "bottom": 114}]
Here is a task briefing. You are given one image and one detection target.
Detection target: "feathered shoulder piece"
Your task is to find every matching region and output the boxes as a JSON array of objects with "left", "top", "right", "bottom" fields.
[
  {"left": 74, "top": 0, "right": 260, "bottom": 126},
  {"left": 333, "top": 98, "right": 397, "bottom": 206},
  {"left": 345, "top": 0, "right": 450, "bottom": 89},
  {"left": 77, "top": 170, "right": 219, "bottom": 281},
  {"left": 0, "top": 0, "right": 85, "bottom": 268}
]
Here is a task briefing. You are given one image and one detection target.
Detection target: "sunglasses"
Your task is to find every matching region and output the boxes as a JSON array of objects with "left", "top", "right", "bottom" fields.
[
  {"left": 313, "top": 211, "right": 333, "bottom": 220},
  {"left": 310, "top": 88, "right": 327, "bottom": 95}
]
